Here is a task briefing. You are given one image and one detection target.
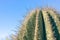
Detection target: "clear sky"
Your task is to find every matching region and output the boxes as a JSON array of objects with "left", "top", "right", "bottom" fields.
[{"left": 0, "top": 0, "right": 60, "bottom": 40}]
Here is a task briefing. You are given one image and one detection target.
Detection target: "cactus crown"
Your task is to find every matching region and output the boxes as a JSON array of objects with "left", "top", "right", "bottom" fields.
[{"left": 12, "top": 8, "right": 60, "bottom": 40}]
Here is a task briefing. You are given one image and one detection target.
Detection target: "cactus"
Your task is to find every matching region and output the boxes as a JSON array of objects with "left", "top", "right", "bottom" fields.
[{"left": 13, "top": 8, "right": 60, "bottom": 40}]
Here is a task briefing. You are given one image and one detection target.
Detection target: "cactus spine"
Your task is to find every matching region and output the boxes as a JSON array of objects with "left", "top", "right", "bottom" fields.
[{"left": 16, "top": 8, "right": 60, "bottom": 40}]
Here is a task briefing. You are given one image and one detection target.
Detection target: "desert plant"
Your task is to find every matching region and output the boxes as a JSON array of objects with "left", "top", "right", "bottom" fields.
[{"left": 12, "top": 8, "right": 60, "bottom": 40}]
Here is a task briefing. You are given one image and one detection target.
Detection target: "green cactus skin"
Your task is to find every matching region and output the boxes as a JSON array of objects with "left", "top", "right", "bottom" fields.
[{"left": 17, "top": 8, "right": 60, "bottom": 40}]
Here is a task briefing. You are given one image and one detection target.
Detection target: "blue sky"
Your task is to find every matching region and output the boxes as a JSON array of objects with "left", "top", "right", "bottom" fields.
[{"left": 0, "top": 0, "right": 60, "bottom": 40}]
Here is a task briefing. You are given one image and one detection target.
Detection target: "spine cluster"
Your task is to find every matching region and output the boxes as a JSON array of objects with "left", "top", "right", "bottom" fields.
[{"left": 12, "top": 8, "right": 60, "bottom": 40}]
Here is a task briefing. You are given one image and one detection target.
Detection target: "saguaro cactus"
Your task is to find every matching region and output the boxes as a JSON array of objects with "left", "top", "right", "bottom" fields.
[{"left": 16, "top": 8, "right": 60, "bottom": 40}]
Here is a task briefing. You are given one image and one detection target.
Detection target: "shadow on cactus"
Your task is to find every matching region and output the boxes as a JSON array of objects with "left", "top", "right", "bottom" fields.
[{"left": 9, "top": 8, "right": 60, "bottom": 40}]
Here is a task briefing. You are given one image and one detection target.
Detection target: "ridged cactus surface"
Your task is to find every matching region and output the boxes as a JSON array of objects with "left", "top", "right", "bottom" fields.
[{"left": 17, "top": 8, "right": 60, "bottom": 40}]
